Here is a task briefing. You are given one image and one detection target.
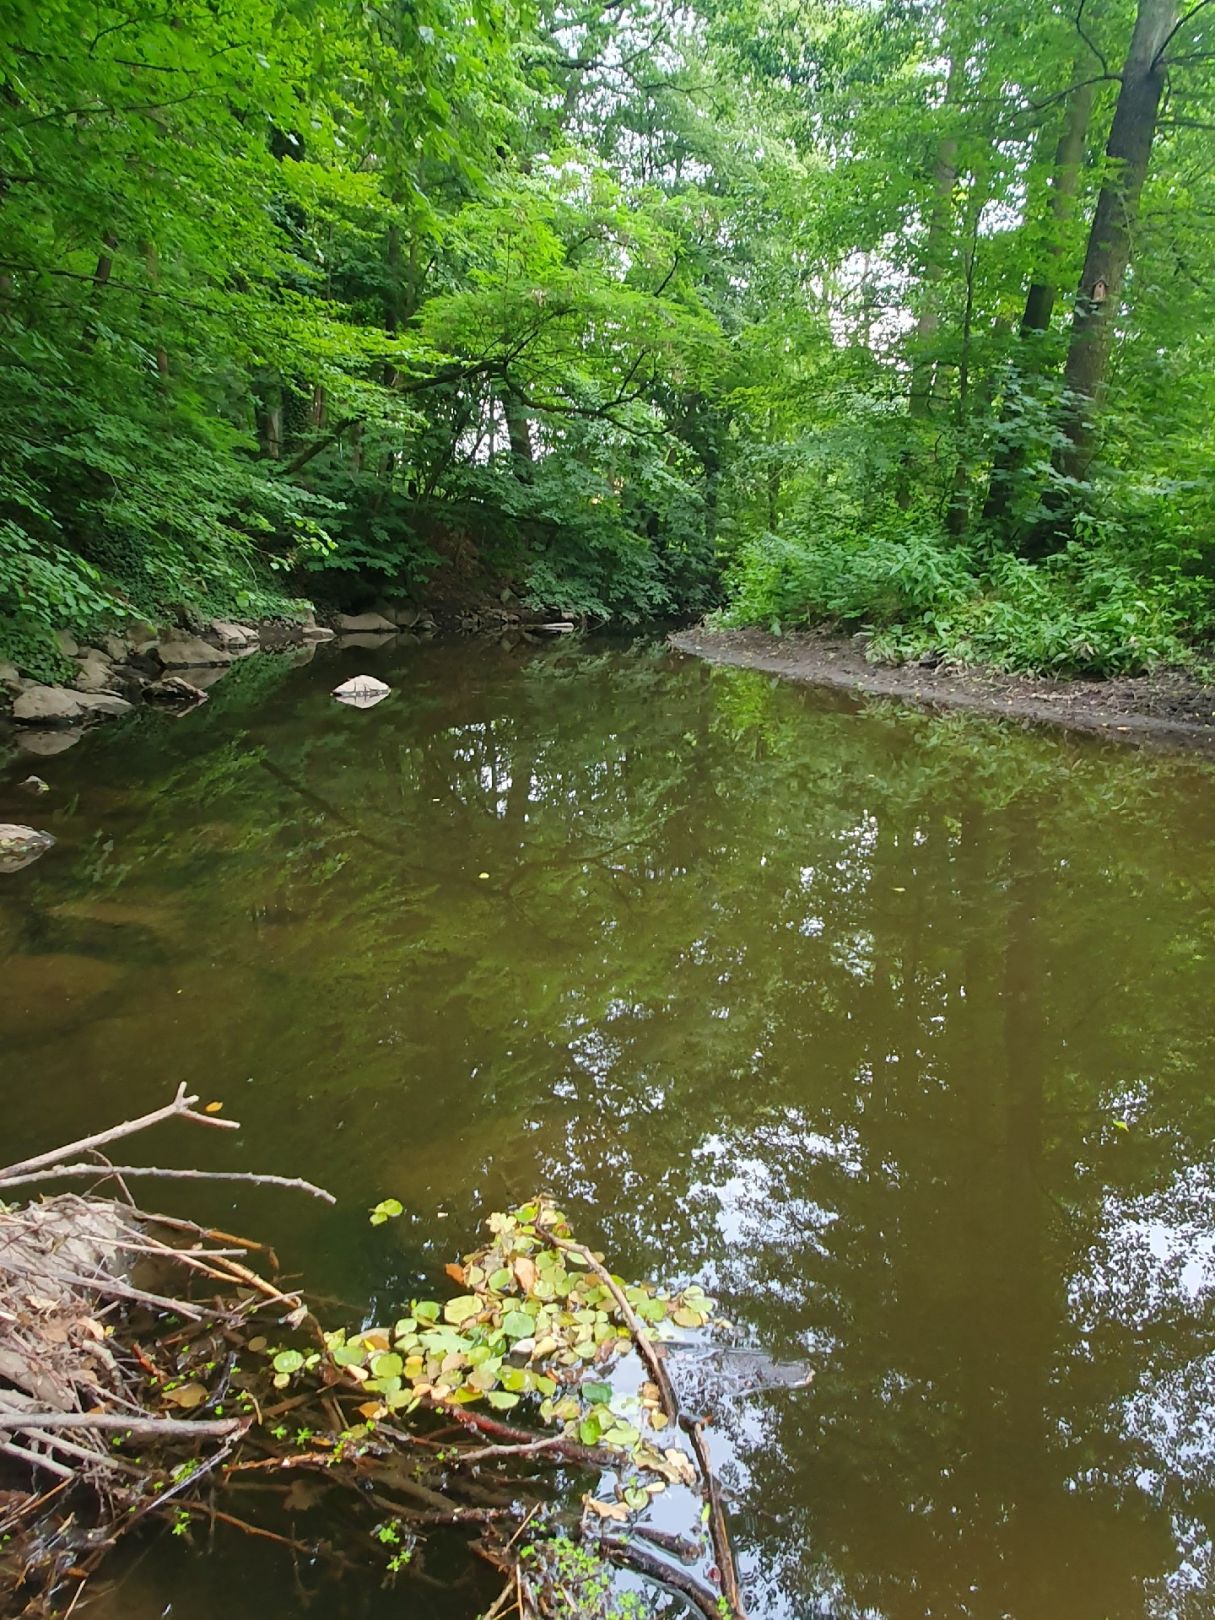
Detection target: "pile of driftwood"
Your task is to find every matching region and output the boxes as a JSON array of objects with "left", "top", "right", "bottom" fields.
[{"left": 0, "top": 1091, "right": 769, "bottom": 1620}]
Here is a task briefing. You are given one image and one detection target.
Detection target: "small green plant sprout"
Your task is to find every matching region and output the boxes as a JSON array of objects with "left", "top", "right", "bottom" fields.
[
  {"left": 171, "top": 1509, "right": 191, "bottom": 1538},
  {"left": 369, "top": 1197, "right": 403, "bottom": 1226}
]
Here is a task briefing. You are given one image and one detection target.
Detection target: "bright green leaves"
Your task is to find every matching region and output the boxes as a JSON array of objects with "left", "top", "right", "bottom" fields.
[
  {"left": 369, "top": 1198, "right": 403, "bottom": 1226},
  {"left": 322, "top": 1197, "right": 719, "bottom": 1489},
  {"left": 443, "top": 1295, "right": 482, "bottom": 1325}
]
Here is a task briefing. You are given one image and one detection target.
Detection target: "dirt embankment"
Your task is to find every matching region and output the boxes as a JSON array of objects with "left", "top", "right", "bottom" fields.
[{"left": 669, "top": 626, "right": 1215, "bottom": 751}]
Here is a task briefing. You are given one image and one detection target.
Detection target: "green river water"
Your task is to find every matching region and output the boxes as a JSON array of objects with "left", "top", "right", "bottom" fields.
[{"left": 3, "top": 635, "right": 1215, "bottom": 1619}]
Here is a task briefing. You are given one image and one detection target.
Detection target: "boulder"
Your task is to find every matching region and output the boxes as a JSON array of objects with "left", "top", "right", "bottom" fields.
[
  {"left": 207, "top": 619, "right": 259, "bottom": 651},
  {"left": 300, "top": 624, "right": 336, "bottom": 641},
  {"left": 13, "top": 686, "right": 88, "bottom": 726},
  {"left": 99, "top": 633, "right": 134, "bottom": 662},
  {"left": 153, "top": 635, "right": 234, "bottom": 669},
  {"left": 0, "top": 661, "right": 20, "bottom": 690},
  {"left": 336, "top": 632, "right": 398, "bottom": 651},
  {"left": 74, "top": 691, "right": 133, "bottom": 718},
  {"left": 73, "top": 650, "right": 118, "bottom": 693},
  {"left": 18, "top": 776, "right": 49, "bottom": 796},
  {"left": 144, "top": 676, "right": 208, "bottom": 708},
  {"left": 0, "top": 823, "right": 55, "bottom": 875},
  {"left": 333, "top": 674, "right": 391, "bottom": 710},
  {"left": 535, "top": 622, "right": 575, "bottom": 635},
  {"left": 17, "top": 729, "right": 82, "bottom": 757},
  {"left": 372, "top": 600, "right": 422, "bottom": 629},
  {"left": 52, "top": 629, "right": 79, "bottom": 658},
  {"left": 335, "top": 612, "right": 397, "bottom": 634}
]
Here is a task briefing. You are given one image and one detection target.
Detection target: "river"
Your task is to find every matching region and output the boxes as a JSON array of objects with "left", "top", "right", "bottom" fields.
[{"left": 3, "top": 634, "right": 1214, "bottom": 1619}]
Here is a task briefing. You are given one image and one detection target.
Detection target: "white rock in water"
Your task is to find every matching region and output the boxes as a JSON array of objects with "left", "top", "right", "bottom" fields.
[
  {"left": 0, "top": 823, "right": 55, "bottom": 874},
  {"left": 332, "top": 675, "right": 391, "bottom": 709}
]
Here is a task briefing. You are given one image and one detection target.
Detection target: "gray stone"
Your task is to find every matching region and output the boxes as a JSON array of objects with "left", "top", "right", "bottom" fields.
[
  {"left": 0, "top": 823, "right": 55, "bottom": 875},
  {"left": 17, "top": 728, "right": 83, "bottom": 757},
  {"left": 52, "top": 629, "right": 79, "bottom": 658},
  {"left": 99, "top": 634, "right": 134, "bottom": 662},
  {"left": 207, "top": 619, "right": 259, "bottom": 650},
  {"left": 301, "top": 624, "right": 336, "bottom": 641},
  {"left": 144, "top": 676, "right": 208, "bottom": 708},
  {"left": 372, "top": 600, "right": 422, "bottom": 629},
  {"left": 335, "top": 612, "right": 397, "bottom": 634},
  {"left": 18, "top": 776, "right": 49, "bottom": 796},
  {"left": 333, "top": 674, "right": 391, "bottom": 710},
  {"left": 74, "top": 691, "right": 133, "bottom": 718},
  {"left": 13, "top": 686, "right": 88, "bottom": 726},
  {"left": 153, "top": 635, "right": 234, "bottom": 669},
  {"left": 336, "top": 632, "right": 398, "bottom": 651},
  {"left": 73, "top": 650, "right": 118, "bottom": 693},
  {"left": 0, "top": 661, "right": 20, "bottom": 689}
]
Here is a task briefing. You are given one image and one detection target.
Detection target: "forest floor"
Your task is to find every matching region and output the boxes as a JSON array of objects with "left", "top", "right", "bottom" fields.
[{"left": 670, "top": 626, "right": 1215, "bottom": 751}]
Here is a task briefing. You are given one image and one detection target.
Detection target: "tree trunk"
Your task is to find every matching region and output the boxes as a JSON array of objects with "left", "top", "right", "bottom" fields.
[
  {"left": 982, "top": 69, "right": 1095, "bottom": 530},
  {"left": 504, "top": 391, "right": 534, "bottom": 469},
  {"left": 908, "top": 53, "right": 964, "bottom": 420},
  {"left": 1054, "top": 0, "right": 1177, "bottom": 488},
  {"left": 1020, "top": 69, "right": 1096, "bottom": 339}
]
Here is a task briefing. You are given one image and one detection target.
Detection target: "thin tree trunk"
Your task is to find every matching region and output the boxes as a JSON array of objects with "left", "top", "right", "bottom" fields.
[
  {"left": 79, "top": 232, "right": 117, "bottom": 353},
  {"left": 504, "top": 390, "right": 534, "bottom": 469},
  {"left": 982, "top": 69, "right": 1095, "bottom": 529},
  {"left": 143, "top": 241, "right": 170, "bottom": 393},
  {"left": 1021, "top": 69, "right": 1096, "bottom": 339},
  {"left": 908, "top": 53, "right": 964, "bottom": 421},
  {"left": 1054, "top": 0, "right": 1177, "bottom": 488}
]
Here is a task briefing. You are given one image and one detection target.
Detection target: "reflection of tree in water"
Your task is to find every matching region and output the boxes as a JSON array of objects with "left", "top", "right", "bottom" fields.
[{"left": 11, "top": 640, "right": 1215, "bottom": 1618}]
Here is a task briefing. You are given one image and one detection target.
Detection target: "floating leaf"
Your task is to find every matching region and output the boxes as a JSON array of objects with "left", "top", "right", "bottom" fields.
[
  {"left": 370, "top": 1198, "right": 403, "bottom": 1226},
  {"left": 584, "top": 1496, "right": 629, "bottom": 1522},
  {"left": 163, "top": 1381, "right": 208, "bottom": 1410},
  {"left": 443, "top": 1295, "right": 481, "bottom": 1325},
  {"left": 584, "top": 1381, "right": 613, "bottom": 1405},
  {"left": 502, "top": 1310, "right": 534, "bottom": 1340},
  {"left": 273, "top": 1350, "right": 305, "bottom": 1375},
  {"left": 486, "top": 1391, "right": 520, "bottom": 1410},
  {"left": 371, "top": 1352, "right": 403, "bottom": 1380},
  {"left": 444, "top": 1262, "right": 466, "bottom": 1284},
  {"left": 203, "top": 1101, "right": 224, "bottom": 1114}
]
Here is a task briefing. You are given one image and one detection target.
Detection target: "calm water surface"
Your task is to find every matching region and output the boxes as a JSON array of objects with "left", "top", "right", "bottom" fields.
[{"left": 3, "top": 637, "right": 1215, "bottom": 1620}]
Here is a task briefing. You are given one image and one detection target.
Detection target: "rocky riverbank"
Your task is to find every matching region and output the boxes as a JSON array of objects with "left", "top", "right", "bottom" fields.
[
  {"left": 670, "top": 625, "right": 1215, "bottom": 750},
  {"left": 0, "top": 596, "right": 578, "bottom": 762}
]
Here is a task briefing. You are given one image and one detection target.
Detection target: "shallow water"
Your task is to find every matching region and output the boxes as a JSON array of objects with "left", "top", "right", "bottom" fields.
[{"left": 3, "top": 635, "right": 1215, "bottom": 1619}]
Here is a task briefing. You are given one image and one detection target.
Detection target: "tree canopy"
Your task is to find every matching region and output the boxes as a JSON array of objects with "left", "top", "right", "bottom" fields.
[{"left": 2, "top": 0, "right": 1214, "bottom": 671}]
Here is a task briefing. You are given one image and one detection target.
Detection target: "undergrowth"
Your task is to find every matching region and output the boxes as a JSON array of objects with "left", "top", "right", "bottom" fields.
[{"left": 721, "top": 521, "right": 1215, "bottom": 677}]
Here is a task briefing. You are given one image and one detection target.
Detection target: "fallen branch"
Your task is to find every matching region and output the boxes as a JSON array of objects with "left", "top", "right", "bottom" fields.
[
  {"left": 544, "top": 1227, "right": 747, "bottom": 1619},
  {"left": 0, "top": 1084, "right": 236, "bottom": 1182},
  {"left": 0, "top": 1163, "right": 336, "bottom": 1203},
  {"left": 0, "top": 1411, "right": 244, "bottom": 1440},
  {"left": 601, "top": 1534, "right": 724, "bottom": 1620}
]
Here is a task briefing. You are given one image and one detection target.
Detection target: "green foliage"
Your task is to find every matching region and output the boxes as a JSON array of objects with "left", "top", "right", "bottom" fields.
[{"left": 2, "top": 0, "right": 1213, "bottom": 657}]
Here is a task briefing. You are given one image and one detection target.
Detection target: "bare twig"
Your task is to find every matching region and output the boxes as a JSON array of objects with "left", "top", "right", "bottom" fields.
[
  {"left": 543, "top": 1228, "right": 747, "bottom": 1619},
  {"left": 0, "top": 1163, "right": 336, "bottom": 1204},
  {"left": 600, "top": 1534, "right": 724, "bottom": 1620},
  {"left": 0, "top": 1410, "right": 244, "bottom": 1440},
  {"left": 0, "top": 1085, "right": 237, "bottom": 1182}
]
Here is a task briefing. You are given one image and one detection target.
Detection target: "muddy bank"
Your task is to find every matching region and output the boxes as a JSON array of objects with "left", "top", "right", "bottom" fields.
[{"left": 670, "top": 626, "right": 1215, "bottom": 750}]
